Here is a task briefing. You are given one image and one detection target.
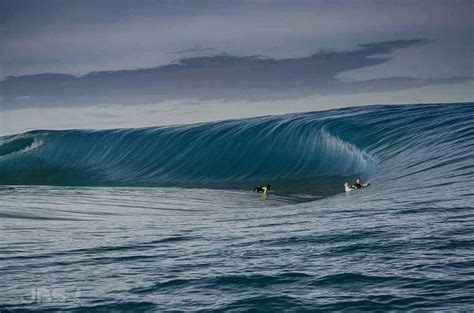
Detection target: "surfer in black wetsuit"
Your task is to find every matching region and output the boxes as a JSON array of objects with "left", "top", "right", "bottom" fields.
[
  {"left": 345, "top": 177, "right": 369, "bottom": 191},
  {"left": 352, "top": 178, "right": 363, "bottom": 189},
  {"left": 254, "top": 184, "right": 271, "bottom": 194}
]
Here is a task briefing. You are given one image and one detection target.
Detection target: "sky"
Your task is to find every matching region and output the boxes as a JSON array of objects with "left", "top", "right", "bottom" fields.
[{"left": 1, "top": 0, "right": 473, "bottom": 135}]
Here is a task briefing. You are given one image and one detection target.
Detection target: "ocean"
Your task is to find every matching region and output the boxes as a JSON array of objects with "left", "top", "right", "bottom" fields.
[{"left": 1, "top": 103, "right": 473, "bottom": 312}]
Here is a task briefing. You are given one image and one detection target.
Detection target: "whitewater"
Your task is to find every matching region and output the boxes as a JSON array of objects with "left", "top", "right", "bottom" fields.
[{"left": 1, "top": 103, "right": 473, "bottom": 312}]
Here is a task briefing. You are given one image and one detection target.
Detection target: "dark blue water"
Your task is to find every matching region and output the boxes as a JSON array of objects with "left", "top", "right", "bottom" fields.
[{"left": 1, "top": 103, "right": 473, "bottom": 312}]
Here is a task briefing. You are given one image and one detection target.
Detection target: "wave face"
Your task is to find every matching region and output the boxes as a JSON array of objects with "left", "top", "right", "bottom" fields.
[{"left": 0, "top": 103, "right": 473, "bottom": 196}]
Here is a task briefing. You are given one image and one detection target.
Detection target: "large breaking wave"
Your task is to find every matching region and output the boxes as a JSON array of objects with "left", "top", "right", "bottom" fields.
[{"left": 1, "top": 103, "right": 473, "bottom": 197}]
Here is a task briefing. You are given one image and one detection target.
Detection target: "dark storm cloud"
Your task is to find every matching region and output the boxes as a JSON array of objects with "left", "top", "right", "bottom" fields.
[{"left": 1, "top": 39, "right": 471, "bottom": 110}]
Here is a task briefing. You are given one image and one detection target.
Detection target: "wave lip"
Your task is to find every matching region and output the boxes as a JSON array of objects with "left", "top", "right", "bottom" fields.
[{"left": 0, "top": 135, "right": 44, "bottom": 158}]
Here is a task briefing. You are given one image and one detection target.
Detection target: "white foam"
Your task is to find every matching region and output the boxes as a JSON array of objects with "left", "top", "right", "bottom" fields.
[{"left": 0, "top": 135, "right": 45, "bottom": 158}]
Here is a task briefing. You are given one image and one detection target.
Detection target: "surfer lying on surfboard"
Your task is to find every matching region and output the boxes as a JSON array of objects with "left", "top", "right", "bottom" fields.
[
  {"left": 344, "top": 178, "right": 370, "bottom": 192},
  {"left": 254, "top": 184, "right": 271, "bottom": 194}
]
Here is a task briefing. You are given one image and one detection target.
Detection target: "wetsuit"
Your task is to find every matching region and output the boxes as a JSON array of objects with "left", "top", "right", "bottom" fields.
[
  {"left": 254, "top": 186, "right": 270, "bottom": 194},
  {"left": 351, "top": 183, "right": 362, "bottom": 189}
]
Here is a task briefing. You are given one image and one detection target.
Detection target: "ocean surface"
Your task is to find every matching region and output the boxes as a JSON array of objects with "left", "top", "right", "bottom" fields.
[{"left": 1, "top": 103, "right": 473, "bottom": 312}]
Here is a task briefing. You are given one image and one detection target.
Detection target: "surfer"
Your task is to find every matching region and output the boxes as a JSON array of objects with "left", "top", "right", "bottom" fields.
[
  {"left": 254, "top": 184, "right": 271, "bottom": 194},
  {"left": 352, "top": 177, "right": 363, "bottom": 189},
  {"left": 344, "top": 178, "right": 369, "bottom": 192}
]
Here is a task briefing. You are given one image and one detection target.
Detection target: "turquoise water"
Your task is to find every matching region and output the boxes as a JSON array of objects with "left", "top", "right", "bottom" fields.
[{"left": 1, "top": 103, "right": 473, "bottom": 311}]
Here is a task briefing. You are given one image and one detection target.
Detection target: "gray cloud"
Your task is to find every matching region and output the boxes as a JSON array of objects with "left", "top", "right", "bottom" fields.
[
  {"left": 2, "top": 0, "right": 472, "bottom": 79},
  {"left": 1, "top": 39, "right": 472, "bottom": 111},
  {"left": 85, "top": 112, "right": 120, "bottom": 119},
  {"left": 175, "top": 101, "right": 204, "bottom": 107},
  {"left": 168, "top": 45, "right": 216, "bottom": 54}
]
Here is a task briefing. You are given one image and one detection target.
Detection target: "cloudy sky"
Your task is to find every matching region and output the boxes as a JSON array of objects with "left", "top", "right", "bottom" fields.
[{"left": 1, "top": 0, "right": 473, "bottom": 134}]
